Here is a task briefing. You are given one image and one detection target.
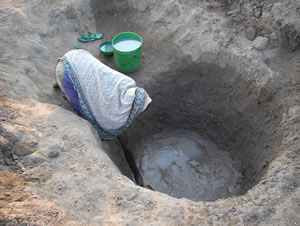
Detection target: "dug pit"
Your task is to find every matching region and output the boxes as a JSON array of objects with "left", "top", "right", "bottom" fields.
[
  {"left": 90, "top": 0, "right": 292, "bottom": 203},
  {"left": 125, "top": 62, "right": 282, "bottom": 201}
]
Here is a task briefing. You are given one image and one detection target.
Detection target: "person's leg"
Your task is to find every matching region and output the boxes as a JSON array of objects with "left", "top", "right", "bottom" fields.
[{"left": 117, "top": 132, "right": 144, "bottom": 187}]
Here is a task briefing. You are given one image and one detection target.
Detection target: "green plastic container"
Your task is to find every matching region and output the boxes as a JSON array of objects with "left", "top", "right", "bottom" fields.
[
  {"left": 112, "top": 32, "right": 143, "bottom": 73},
  {"left": 99, "top": 41, "right": 114, "bottom": 56}
]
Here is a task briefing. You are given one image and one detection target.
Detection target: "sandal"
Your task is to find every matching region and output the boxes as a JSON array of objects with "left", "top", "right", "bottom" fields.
[{"left": 78, "top": 32, "right": 103, "bottom": 43}]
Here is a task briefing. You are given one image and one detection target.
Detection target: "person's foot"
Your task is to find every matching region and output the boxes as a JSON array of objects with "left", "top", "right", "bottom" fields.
[
  {"left": 143, "top": 184, "right": 154, "bottom": 191},
  {"left": 53, "top": 82, "right": 59, "bottom": 89}
]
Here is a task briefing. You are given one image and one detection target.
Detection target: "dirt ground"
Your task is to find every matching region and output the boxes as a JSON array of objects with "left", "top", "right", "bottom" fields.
[{"left": 0, "top": 0, "right": 299, "bottom": 225}]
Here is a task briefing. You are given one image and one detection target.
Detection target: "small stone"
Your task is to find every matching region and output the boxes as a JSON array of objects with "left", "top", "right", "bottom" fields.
[
  {"left": 264, "top": 58, "right": 271, "bottom": 66},
  {"left": 245, "top": 27, "right": 257, "bottom": 41},
  {"left": 12, "top": 154, "right": 18, "bottom": 160},
  {"left": 252, "top": 36, "right": 269, "bottom": 50},
  {"left": 48, "top": 150, "right": 60, "bottom": 158},
  {"left": 254, "top": 9, "right": 262, "bottom": 18},
  {"left": 270, "top": 31, "right": 277, "bottom": 40}
]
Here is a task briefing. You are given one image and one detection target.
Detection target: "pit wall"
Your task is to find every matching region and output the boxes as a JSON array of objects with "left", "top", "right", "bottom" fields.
[
  {"left": 127, "top": 60, "right": 284, "bottom": 193},
  {"left": 92, "top": 0, "right": 287, "bottom": 192}
]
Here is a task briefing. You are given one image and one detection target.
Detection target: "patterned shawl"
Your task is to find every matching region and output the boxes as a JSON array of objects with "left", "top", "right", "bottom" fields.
[{"left": 59, "top": 50, "right": 151, "bottom": 140}]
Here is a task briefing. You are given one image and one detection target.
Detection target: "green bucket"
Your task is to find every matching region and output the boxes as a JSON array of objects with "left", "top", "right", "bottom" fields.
[{"left": 112, "top": 32, "right": 143, "bottom": 73}]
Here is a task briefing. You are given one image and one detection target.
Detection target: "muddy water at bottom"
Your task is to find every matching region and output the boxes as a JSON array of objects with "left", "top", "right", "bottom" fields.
[{"left": 137, "top": 130, "right": 242, "bottom": 201}]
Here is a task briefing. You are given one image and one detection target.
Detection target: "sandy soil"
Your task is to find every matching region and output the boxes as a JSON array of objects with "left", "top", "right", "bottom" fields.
[{"left": 0, "top": 0, "right": 299, "bottom": 225}]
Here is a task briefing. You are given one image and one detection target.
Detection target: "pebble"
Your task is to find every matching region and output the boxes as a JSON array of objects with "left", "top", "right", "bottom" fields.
[
  {"left": 245, "top": 27, "right": 257, "bottom": 41},
  {"left": 48, "top": 150, "right": 60, "bottom": 158},
  {"left": 254, "top": 9, "right": 262, "bottom": 18},
  {"left": 252, "top": 36, "right": 269, "bottom": 50},
  {"left": 270, "top": 31, "right": 277, "bottom": 40}
]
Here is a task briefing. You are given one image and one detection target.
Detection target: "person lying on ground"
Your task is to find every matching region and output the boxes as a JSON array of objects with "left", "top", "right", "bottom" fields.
[{"left": 54, "top": 49, "right": 152, "bottom": 187}]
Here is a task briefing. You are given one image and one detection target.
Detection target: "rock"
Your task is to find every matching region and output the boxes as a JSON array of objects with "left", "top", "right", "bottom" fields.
[
  {"left": 283, "top": 25, "right": 300, "bottom": 51},
  {"left": 48, "top": 150, "right": 60, "bottom": 158},
  {"left": 245, "top": 27, "right": 257, "bottom": 41},
  {"left": 254, "top": 8, "right": 262, "bottom": 18},
  {"left": 252, "top": 36, "right": 269, "bottom": 50},
  {"left": 270, "top": 31, "right": 277, "bottom": 40}
]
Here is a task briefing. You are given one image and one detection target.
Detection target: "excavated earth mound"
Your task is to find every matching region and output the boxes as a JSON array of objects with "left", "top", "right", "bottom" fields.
[{"left": 0, "top": 0, "right": 299, "bottom": 225}]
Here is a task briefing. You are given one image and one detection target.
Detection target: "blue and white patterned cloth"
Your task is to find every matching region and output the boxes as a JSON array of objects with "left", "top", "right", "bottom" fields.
[{"left": 57, "top": 50, "right": 151, "bottom": 140}]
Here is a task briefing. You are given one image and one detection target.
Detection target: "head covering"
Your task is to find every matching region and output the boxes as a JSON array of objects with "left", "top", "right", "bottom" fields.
[{"left": 58, "top": 50, "right": 151, "bottom": 140}]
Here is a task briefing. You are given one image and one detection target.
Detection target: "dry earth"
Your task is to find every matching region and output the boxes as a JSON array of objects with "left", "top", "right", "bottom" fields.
[{"left": 0, "top": 0, "right": 299, "bottom": 225}]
